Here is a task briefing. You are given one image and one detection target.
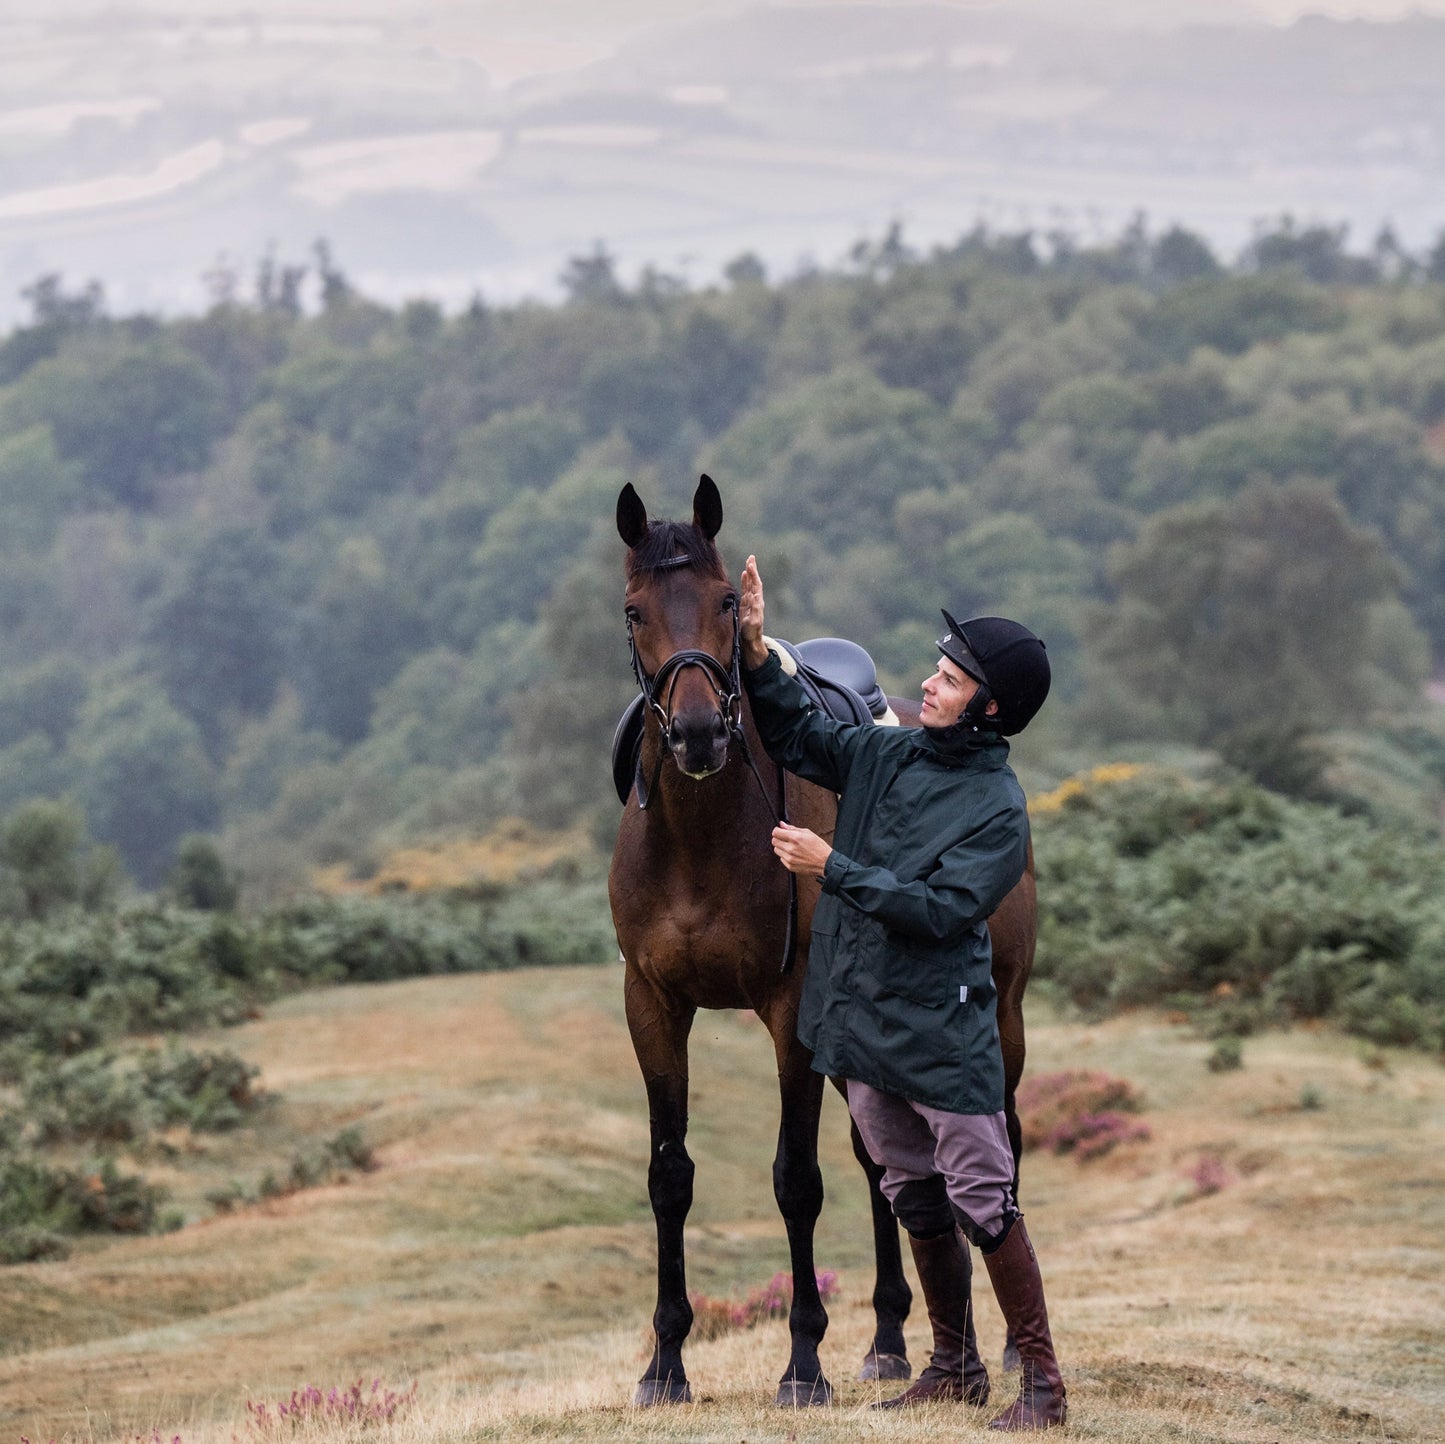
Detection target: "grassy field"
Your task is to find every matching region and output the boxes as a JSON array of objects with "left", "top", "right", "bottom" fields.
[{"left": 1, "top": 963, "right": 1441, "bottom": 1443}]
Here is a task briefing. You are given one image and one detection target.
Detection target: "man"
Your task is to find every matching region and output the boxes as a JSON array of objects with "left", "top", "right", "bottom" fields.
[{"left": 738, "top": 554, "right": 1067, "bottom": 1432}]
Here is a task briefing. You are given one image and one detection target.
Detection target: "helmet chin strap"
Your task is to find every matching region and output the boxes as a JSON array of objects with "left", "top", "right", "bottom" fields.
[{"left": 959, "top": 681, "right": 996, "bottom": 733}]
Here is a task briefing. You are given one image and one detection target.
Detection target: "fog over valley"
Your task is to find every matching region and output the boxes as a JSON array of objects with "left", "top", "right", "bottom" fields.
[{"left": 2, "top": 0, "right": 1445, "bottom": 319}]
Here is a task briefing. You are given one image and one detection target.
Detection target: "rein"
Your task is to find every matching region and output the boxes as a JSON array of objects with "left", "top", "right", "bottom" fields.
[{"left": 624, "top": 565, "right": 798, "bottom": 974}]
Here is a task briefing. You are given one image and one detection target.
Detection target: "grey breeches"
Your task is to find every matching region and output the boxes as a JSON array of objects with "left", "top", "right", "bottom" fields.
[{"left": 846, "top": 1079, "right": 1017, "bottom": 1248}]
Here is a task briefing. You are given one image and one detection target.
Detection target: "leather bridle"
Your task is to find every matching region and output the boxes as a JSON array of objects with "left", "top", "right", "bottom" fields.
[
  {"left": 623, "top": 557, "right": 798, "bottom": 973},
  {"left": 626, "top": 566, "right": 745, "bottom": 746}
]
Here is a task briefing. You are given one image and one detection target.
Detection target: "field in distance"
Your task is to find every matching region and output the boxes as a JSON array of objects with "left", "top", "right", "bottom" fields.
[{"left": 0, "top": 963, "right": 1440, "bottom": 1443}]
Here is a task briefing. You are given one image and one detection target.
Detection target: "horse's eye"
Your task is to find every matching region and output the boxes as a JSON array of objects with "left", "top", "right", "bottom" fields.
[
  {"left": 722, "top": 593, "right": 738, "bottom": 613},
  {"left": 625, "top": 605, "right": 642, "bottom": 625}
]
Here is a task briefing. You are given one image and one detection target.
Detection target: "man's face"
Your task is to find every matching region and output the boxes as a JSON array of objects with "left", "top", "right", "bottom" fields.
[{"left": 919, "top": 654, "right": 980, "bottom": 728}]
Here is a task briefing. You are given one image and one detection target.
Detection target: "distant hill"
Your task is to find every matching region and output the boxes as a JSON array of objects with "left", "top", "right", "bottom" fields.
[{"left": 2, "top": 2, "right": 1445, "bottom": 321}]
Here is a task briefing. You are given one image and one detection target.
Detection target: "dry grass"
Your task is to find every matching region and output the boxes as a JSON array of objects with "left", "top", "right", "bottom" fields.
[{"left": 1, "top": 965, "right": 1441, "bottom": 1443}]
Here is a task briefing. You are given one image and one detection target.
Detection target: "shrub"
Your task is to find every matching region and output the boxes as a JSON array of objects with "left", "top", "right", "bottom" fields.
[
  {"left": 222, "top": 1128, "right": 377, "bottom": 1212},
  {"left": 24, "top": 1051, "right": 150, "bottom": 1142},
  {"left": 1183, "top": 1154, "right": 1233, "bottom": 1199},
  {"left": 1207, "top": 1035, "right": 1244, "bottom": 1072},
  {"left": 245, "top": 1379, "right": 417, "bottom": 1432},
  {"left": 1032, "top": 767, "right": 1445, "bottom": 1051},
  {"left": 0, "top": 1155, "right": 165, "bottom": 1240},
  {"left": 0, "top": 883, "right": 617, "bottom": 1066},
  {"left": 140, "top": 1047, "right": 263, "bottom": 1131},
  {"left": 1016, "top": 1070, "right": 1148, "bottom": 1159},
  {"left": 0, "top": 1223, "right": 68, "bottom": 1264},
  {"left": 689, "top": 1270, "right": 840, "bottom": 1342},
  {"left": 22, "top": 1046, "right": 262, "bottom": 1142},
  {"left": 0, "top": 879, "right": 609, "bottom": 1259}
]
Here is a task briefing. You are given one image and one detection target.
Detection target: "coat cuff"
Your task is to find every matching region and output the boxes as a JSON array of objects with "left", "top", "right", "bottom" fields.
[
  {"left": 820, "top": 850, "right": 852, "bottom": 894},
  {"left": 742, "top": 648, "right": 783, "bottom": 685}
]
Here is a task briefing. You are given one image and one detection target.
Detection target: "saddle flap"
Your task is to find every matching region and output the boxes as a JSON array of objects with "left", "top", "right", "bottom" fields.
[{"left": 612, "top": 693, "right": 646, "bottom": 805}]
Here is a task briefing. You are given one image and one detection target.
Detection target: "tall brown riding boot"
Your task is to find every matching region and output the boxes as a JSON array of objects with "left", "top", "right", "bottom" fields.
[
  {"left": 873, "top": 1228, "right": 991, "bottom": 1409},
  {"left": 981, "top": 1219, "right": 1067, "bottom": 1430}
]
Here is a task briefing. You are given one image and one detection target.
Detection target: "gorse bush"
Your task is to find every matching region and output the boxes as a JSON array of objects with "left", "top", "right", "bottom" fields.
[
  {"left": 1032, "top": 767, "right": 1445, "bottom": 1050},
  {"left": 208, "top": 1127, "right": 377, "bottom": 1213},
  {"left": 20, "top": 1046, "right": 262, "bottom": 1143},
  {"left": 0, "top": 1155, "right": 167, "bottom": 1261},
  {"left": 0, "top": 880, "right": 615, "bottom": 1057}
]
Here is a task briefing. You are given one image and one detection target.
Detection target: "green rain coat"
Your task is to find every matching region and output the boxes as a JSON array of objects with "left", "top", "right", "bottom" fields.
[{"left": 745, "top": 650, "right": 1029, "bottom": 1114}]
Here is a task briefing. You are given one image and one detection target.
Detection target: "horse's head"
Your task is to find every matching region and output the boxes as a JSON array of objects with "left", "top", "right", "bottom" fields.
[{"left": 617, "top": 474, "right": 740, "bottom": 780}]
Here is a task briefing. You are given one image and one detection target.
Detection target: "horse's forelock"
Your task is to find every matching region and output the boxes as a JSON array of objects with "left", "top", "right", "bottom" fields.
[{"left": 625, "top": 519, "right": 727, "bottom": 582}]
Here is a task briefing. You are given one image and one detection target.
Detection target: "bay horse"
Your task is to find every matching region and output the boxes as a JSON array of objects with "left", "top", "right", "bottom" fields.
[{"left": 609, "top": 474, "right": 1038, "bottom": 1407}]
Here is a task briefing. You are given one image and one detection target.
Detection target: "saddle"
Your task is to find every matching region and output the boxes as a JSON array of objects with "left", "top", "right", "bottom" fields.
[{"left": 612, "top": 635, "right": 890, "bottom": 804}]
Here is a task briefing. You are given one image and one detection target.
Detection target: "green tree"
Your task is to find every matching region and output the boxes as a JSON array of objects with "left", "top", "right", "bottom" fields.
[
  {"left": 708, "top": 369, "right": 956, "bottom": 546},
  {"left": 561, "top": 244, "right": 626, "bottom": 305},
  {"left": 1031, "top": 373, "right": 1161, "bottom": 496},
  {"left": 0, "top": 798, "right": 121, "bottom": 919},
  {"left": 506, "top": 542, "right": 639, "bottom": 829},
  {"left": 1082, "top": 480, "right": 1418, "bottom": 750},
  {"left": 0, "top": 656, "right": 88, "bottom": 749},
  {"left": 15, "top": 340, "right": 226, "bottom": 506},
  {"left": 579, "top": 347, "right": 687, "bottom": 454},
  {"left": 292, "top": 538, "right": 427, "bottom": 743},
  {"left": 1150, "top": 225, "right": 1222, "bottom": 285},
  {"left": 0, "top": 425, "right": 83, "bottom": 549},
  {"left": 1244, "top": 217, "right": 1376, "bottom": 285},
  {"left": 218, "top": 693, "right": 339, "bottom": 817},
  {"left": 69, "top": 679, "right": 219, "bottom": 883},
  {"left": 366, "top": 624, "right": 540, "bottom": 770},
  {"left": 1138, "top": 275, "right": 1343, "bottom": 363},
  {"left": 0, "top": 274, "right": 105, "bottom": 385},
  {"left": 144, "top": 529, "right": 288, "bottom": 750},
  {"left": 167, "top": 834, "right": 238, "bottom": 911},
  {"left": 861, "top": 292, "right": 980, "bottom": 405}
]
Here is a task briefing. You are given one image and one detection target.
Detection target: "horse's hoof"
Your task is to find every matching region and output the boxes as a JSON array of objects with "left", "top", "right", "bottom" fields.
[
  {"left": 857, "top": 1351, "right": 911, "bottom": 1382},
  {"left": 775, "top": 1377, "right": 832, "bottom": 1408},
  {"left": 633, "top": 1377, "right": 691, "bottom": 1406}
]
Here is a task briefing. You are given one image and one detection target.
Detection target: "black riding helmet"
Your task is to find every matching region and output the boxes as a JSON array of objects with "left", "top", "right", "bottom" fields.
[{"left": 937, "top": 610, "right": 1051, "bottom": 736}]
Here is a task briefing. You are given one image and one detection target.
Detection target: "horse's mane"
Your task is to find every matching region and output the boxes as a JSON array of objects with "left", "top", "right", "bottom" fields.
[{"left": 625, "top": 520, "right": 728, "bottom": 582}]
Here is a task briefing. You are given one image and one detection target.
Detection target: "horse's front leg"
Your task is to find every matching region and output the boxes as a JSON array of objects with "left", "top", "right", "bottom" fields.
[
  {"left": 769, "top": 1027, "right": 832, "bottom": 1407},
  {"left": 845, "top": 1110, "right": 912, "bottom": 1382},
  {"left": 626, "top": 971, "right": 697, "bottom": 1406}
]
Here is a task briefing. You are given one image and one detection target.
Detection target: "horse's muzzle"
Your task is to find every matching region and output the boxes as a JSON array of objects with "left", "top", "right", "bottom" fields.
[{"left": 668, "top": 710, "right": 731, "bottom": 780}]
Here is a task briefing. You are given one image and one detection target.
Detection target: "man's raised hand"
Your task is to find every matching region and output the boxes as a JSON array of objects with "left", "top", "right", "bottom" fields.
[{"left": 740, "top": 554, "right": 769, "bottom": 669}]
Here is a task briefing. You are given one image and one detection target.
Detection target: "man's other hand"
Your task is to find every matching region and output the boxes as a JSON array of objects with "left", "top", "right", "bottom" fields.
[{"left": 771, "top": 822, "right": 833, "bottom": 877}]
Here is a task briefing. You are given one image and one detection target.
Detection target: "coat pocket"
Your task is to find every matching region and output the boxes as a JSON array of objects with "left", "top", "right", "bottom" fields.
[{"left": 862, "top": 927, "right": 956, "bottom": 1008}]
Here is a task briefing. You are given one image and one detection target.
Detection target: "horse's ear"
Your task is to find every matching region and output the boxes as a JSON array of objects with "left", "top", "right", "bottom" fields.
[
  {"left": 617, "top": 483, "right": 649, "bottom": 548},
  {"left": 693, "top": 474, "right": 722, "bottom": 539}
]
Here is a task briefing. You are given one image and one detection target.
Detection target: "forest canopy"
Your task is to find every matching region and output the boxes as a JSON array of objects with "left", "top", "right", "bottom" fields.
[{"left": 1, "top": 219, "right": 1445, "bottom": 893}]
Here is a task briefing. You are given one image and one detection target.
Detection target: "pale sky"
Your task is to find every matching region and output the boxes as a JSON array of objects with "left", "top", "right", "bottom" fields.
[{"left": 10, "top": 0, "right": 1445, "bottom": 23}]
